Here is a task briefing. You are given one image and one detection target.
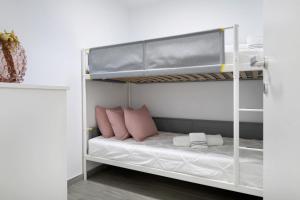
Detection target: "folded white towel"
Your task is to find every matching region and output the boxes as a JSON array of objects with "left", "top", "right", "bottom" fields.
[
  {"left": 206, "top": 134, "right": 224, "bottom": 146},
  {"left": 189, "top": 132, "right": 206, "bottom": 143},
  {"left": 189, "top": 133, "right": 207, "bottom": 149},
  {"left": 173, "top": 136, "right": 190, "bottom": 147}
]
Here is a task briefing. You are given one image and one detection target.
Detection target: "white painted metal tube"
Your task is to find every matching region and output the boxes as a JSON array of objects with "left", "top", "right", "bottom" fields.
[
  {"left": 239, "top": 108, "right": 263, "bottom": 112},
  {"left": 223, "top": 26, "right": 234, "bottom": 30},
  {"left": 81, "top": 49, "right": 88, "bottom": 181},
  {"left": 233, "top": 24, "right": 240, "bottom": 185}
]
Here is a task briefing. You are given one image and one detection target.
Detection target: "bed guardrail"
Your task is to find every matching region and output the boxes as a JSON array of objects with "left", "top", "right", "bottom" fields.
[{"left": 88, "top": 28, "right": 225, "bottom": 80}]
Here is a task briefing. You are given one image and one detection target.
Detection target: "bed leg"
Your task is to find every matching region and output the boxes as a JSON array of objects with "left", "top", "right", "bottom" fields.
[{"left": 83, "top": 158, "right": 87, "bottom": 181}]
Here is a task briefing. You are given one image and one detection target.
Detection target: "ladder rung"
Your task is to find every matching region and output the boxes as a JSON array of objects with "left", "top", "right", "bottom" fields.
[
  {"left": 239, "top": 108, "right": 263, "bottom": 112},
  {"left": 239, "top": 146, "right": 263, "bottom": 152}
]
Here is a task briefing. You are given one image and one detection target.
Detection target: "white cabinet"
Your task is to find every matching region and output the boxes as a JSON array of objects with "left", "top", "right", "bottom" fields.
[
  {"left": 264, "top": 1, "right": 300, "bottom": 199},
  {"left": 0, "top": 83, "right": 68, "bottom": 200}
]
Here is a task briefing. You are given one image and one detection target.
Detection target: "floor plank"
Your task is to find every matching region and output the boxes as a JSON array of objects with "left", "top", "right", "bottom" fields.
[{"left": 68, "top": 166, "right": 262, "bottom": 200}]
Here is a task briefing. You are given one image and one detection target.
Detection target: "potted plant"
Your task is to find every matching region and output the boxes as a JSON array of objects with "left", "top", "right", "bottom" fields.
[{"left": 0, "top": 31, "right": 27, "bottom": 83}]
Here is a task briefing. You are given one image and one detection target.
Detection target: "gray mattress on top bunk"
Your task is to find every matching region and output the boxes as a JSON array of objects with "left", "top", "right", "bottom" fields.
[{"left": 86, "top": 28, "right": 263, "bottom": 83}]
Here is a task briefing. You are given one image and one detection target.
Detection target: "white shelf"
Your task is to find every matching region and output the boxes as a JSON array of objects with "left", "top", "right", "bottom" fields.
[{"left": 0, "top": 83, "right": 69, "bottom": 90}]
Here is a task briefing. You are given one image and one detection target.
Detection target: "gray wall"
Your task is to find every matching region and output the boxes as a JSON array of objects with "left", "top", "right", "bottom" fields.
[{"left": 132, "top": 80, "right": 263, "bottom": 123}]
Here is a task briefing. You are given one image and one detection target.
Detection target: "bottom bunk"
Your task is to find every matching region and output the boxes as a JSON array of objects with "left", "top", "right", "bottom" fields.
[{"left": 86, "top": 131, "right": 263, "bottom": 197}]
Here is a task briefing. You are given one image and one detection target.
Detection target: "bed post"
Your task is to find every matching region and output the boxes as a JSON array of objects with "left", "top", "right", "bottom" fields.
[
  {"left": 81, "top": 49, "right": 89, "bottom": 181},
  {"left": 233, "top": 24, "right": 240, "bottom": 186}
]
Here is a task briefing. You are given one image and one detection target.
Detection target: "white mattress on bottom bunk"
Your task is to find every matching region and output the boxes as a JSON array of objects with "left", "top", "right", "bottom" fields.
[{"left": 88, "top": 131, "right": 263, "bottom": 188}]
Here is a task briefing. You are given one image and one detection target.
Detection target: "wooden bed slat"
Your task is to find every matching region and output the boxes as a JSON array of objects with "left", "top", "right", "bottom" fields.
[
  {"left": 108, "top": 70, "right": 262, "bottom": 83},
  {"left": 225, "top": 72, "right": 233, "bottom": 79},
  {"left": 193, "top": 74, "right": 207, "bottom": 81},
  {"left": 215, "top": 73, "right": 226, "bottom": 80},
  {"left": 203, "top": 74, "right": 216, "bottom": 80},
  {"left": 252, "top": 71, "right": 258, "bottom": 79},
  {"left": 240, "top": 72, "right": 248, "bottom": 80}
]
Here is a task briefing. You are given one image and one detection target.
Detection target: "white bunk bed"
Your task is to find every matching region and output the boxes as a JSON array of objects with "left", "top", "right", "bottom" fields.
[{"left": 81, "top": 25, "right": 265, "bottom": 197}]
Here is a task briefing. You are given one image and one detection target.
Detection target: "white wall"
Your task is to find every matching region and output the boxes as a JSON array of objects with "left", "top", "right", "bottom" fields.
[
  {"left": 264, "top": 0, "right": 300, "bottom": 199},
  {"left": 86, "top": 81, "right": 128, "bottom": 129},
  {"left": 128, "top": 0, "right": 263, "bottom": 122},
  {"left": 0, "top": 0, "right": 130, "bottom": 180},
  {"left": 132, "top": 81, "right": 263, "bottom": 122},
  {"left": 127, "top": 0, "right": 263, "bottom": 44}
]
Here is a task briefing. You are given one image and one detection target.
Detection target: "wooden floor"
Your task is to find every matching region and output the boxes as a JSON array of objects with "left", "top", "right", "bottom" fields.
[{"left": 68, "top": 166, "right": 263, "bottom": 200}]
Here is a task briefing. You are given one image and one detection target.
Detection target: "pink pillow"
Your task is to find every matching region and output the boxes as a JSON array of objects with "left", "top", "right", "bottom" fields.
[
  {"left": 124, "top": 105, "right": 158, "bottom": 141},
  {"left": 95, "top": 106, "right": 115, "bottom": 138},
  {"left": 106, "top": 108, "right": 130, "bottom": 140}
]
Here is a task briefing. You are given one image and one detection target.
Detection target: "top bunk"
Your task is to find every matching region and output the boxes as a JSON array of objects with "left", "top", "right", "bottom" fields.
[{"left": 83, "top": 26, "right": 264, "bottom": 83}]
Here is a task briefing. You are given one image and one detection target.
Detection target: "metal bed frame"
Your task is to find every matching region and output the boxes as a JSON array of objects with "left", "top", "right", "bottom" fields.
[{"left": 81, "top": 24, "right": 265, "bottom": 197}]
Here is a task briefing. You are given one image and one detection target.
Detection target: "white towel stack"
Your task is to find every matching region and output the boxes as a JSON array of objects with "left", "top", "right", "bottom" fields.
[
  {"left": 189, "top": 133, "right": 208, "bottom": 149},
  {"left": 173, "top": 136, "right": 190, "bottom": 147},
  {"left": 173, "top": 133, "right": 224, "bottom": 148},
  {"left": 206, "top": 134, "right": 224, "bottom": 146}
]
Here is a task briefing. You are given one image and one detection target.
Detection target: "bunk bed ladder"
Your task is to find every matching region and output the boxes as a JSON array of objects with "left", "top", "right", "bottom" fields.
[{"left": 233, "top": 24, "right": 264, "bottom": 188}]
